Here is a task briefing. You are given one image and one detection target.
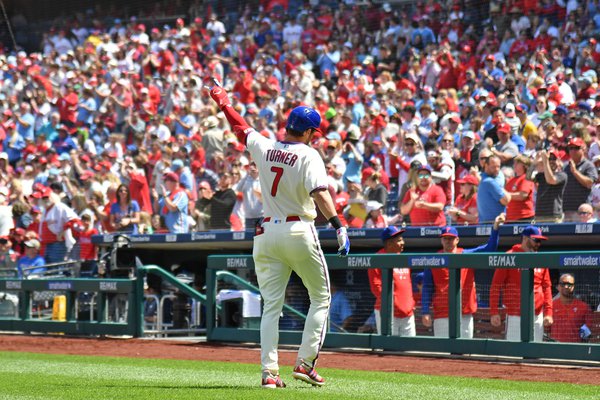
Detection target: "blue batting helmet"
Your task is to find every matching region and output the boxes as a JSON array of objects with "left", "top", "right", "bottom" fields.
[{"left": 286, "top": 106, "right": 321, "bottom": 132}]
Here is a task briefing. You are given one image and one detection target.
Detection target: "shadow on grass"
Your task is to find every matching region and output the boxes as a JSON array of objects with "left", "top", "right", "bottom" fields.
[{"left": 51, "top": 383, "right": 260, "bottom": 390}]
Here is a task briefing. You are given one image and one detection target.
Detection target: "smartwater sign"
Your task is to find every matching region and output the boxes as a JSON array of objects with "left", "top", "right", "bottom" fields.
[
  {"left": 407, "top": 255, "right": 448, "bottom": 267},
  {"left": 560, "top": 255, "right": 600, "bottom": 267}
]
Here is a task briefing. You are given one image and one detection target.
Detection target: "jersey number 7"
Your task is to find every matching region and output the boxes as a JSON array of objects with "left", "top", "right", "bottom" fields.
[{"left": 270, "top": 166, "right": 284, "bottom": 196}]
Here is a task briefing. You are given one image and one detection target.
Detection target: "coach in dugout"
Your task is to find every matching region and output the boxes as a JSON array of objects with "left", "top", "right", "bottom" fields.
[
  {"left": 421, "top": 213, "right": 505, "bottom": 338},
  {"left": 368, "top": 226, "right": 415, "bottom": 337},
  {"left": 489, "top": 226, "right": 553, "bottom": 342}
]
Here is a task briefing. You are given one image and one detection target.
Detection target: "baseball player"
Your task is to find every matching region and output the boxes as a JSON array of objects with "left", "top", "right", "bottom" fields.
[
  {"left": 489, "top": 226, "right": 553, "bottom": 342},
  {"left": 369, "top": 226, "right": 416, "bottom": 336},
  {"left": 208, "top": 83, "right": 350, "bottom": 389},
  {"left": 421, "top": 213, "right": 505, "bottom": 338}
]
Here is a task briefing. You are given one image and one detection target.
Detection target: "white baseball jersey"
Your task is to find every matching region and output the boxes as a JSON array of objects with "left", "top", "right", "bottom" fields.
[{"left": 246, "top": 129, "right": 329, "bottom": 220}]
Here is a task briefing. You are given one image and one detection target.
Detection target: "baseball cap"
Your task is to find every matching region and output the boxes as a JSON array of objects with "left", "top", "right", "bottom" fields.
[
  {"left": 404, "top": 133, "right": 420, "bottom": 144},
  {"left": 286, "top": 106, "right": 321, "bottom": 132},
  {"left": 462, "top": 131, "right": 476, "bottom": 140},
  {"left": 521, "top": 226, "right": 548, "bottom": 240},
  {"left": 497, "top": 122, "right": 511, "bottom": 133},
  {"left": 30, "top": 206, "right": 41, "bottom": 214},
  {"left": 163, "top": 171, "right": 179, "bottom": 182},
  {"left": 24, "top": 238, "right": 41, "bottom": 249},
  {"left": 554, "top": 105, "right": 568, "bottom": 115},
  {"left": 381, "top": 226, "right": 406, "bottom": 242},
  {"left": 568, "top": 137, "right": 585, "bottom": 148},
  {"left": 504, "top": 103, "right": 516, "bottom": 118},
  {"left": 171, "top": 159, "right": 184, "bottom": 170},
  {"left": 366, "top": 200, "right": 383, "bottom": 213},
  {"left": 456, "top": 175, "right": 479, "bottom": 186},
  {"left": 440, "top": 226, "right": 458, "bottom": 238},
  {"left": 516, "top": 104, "right": 528, "bottom": 113},
  {"left": 449, "top": 115, "right": 461, "bottom": 124},
  {"left": 417, "top": 165, "right": 432, "bottom": 174}
]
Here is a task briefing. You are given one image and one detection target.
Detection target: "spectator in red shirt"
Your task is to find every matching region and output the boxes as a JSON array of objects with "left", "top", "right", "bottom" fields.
[
  {"left": 490, "top": 226, "right": 553, "bottom": 342},
  {"left": 550, "top": 274, "right": 593, "bottom": 343},
  {"left": 56, "top": 85, "right": 78, "bottom": 127},
  {"left": 73, "top": 212, "right": 98, "bottom": 277},
  {"left": 505, "top": 155, "right": 535, "bottom": 223},
  {"left": 447, "top": 174, "right": 478, "bottom": 225},
  {"left": 369, "top": 226, "right": 415, "bottom": 337},
  {"left": 400, "top": 165, "right": 446, "bottom": 226}
]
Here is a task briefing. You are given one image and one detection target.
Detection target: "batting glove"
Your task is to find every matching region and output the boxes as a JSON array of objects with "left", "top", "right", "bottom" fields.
[
  {"left": 336, "top": 227, "right": 350, "bottom": 257},
  {"left": 209, "top": 86, "right": 231, "bottom": 109}
]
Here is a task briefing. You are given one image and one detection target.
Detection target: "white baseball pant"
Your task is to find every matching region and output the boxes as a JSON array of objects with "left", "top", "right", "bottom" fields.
[
  {"left": 374, "top": 310, "right": 416, "bottom": 337},
  {"left": 505, "top": 314, "right": 544, "bottom": 342},
  {"left": 253, "top": 219, "right": 330, "bottom": 374},
  {"left": 433, "top": 315, "right": 474, "bottom": 338}
]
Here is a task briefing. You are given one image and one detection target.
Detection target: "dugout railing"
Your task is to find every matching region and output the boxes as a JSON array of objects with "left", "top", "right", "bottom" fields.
[{"left": 206, "top": 252, "right": 600, "bottom": 362}]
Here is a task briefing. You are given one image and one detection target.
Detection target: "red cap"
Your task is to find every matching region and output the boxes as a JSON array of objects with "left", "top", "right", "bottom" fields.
[
  {"left": 535, "top": 63, "right": 544, "bottom": 70},
  {"left": 79, "top": 170, "right": 95, "bottom": 180},
  {"left": 189, "top": 134, "right": 202, "bottom": 142},
  {"left": 456, "top": 175, "right": 479, "bottom": 186},
  {"left": 568, "top": 137, "right": 585, "bottom": 148},
  {"left": 497, "top": 122, "right": 511, "bottom": 133},
  {"left": 548, "top": 149, "right": 561, "bottom": 159},
  {"left": 38, "top": 156, "right": 48, "bottom": 164},
  {"left": 80, "top": 154, "right": 91, "bottom": 163},
  {"left": 107, "top": 151, "right": 118, "bottom": 159},
  {"left": 485, "top": 54, "right": 495, "bottom": 61},
  {"left": 163, "top": 171, "right": 179, "bottom": 182},
  {"left": 450, "top": 115, "right": 461, "bottom": 124},
  {"left": 136, "top": 24, "right": 146, "bottom": 31}
]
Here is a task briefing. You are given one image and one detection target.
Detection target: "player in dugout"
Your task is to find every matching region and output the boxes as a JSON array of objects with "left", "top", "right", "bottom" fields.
[
  {"left": 421, "top": 213, "right": 506, "bottom": 338},
  {"left": 208, "top": 81, "right": 350, "bottom": 389},
  {"left": 489, "top": 226, "right": 553, "bottom": 342}
]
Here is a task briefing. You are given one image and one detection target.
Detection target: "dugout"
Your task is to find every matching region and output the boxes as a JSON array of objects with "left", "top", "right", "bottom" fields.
[{"left": 93, "top": 223, "right": 600, "bottom": 335}]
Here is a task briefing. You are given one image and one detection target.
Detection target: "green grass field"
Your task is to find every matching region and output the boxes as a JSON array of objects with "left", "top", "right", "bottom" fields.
[{"left": 0, "top": 351, "right": 597, "bottom": 400}]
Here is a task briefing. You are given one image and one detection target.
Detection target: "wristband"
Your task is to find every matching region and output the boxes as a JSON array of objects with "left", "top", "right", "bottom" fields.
[{"left": 329, "top": 216, "right": 343, "bottom": 230}]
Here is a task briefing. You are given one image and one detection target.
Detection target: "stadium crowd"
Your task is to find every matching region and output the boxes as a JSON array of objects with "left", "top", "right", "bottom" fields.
[{"left": 0, "top": 0, "right": 599, "bottom": 272}]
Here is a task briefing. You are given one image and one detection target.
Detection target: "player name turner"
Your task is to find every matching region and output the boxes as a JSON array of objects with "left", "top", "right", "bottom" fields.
[{"left": 265, "top": 149, "right": 299, "bottom": 166}]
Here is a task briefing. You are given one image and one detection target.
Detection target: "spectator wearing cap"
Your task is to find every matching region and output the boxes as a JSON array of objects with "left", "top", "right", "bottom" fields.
[
  {"left": 196, "top": 172, "right": 236, "bottom": 230},
  {"left": 400, "top": 165, "right": 446, "bottom": 226},
  {"left": 515, "top": 103, "right": 538, "bottom": 140},
  {"left": 154, "top": 172, "right": 189, "bottom": 233},
  {"left": 393, "top": 133, "right": 426, "bottom": 192},
  {"left": 576, "top": 203, "right": 597, "bottom": 223},
  {"left": 505, "top": 155, "right": 535, "bottom": 223},
  {"left": 490, "top": 226, "right": 553, "bottom": 342},
  {"left": 123, "top": 156, "right": 153, "bottom": 214},
  {"left": 72, "top": 211, "right": 98, "bottom": 277},
  {"left": 201, "top": 116, "right": 225, "bottom": 167},
  {"left": 427, "top": 146, "right": 455, "bottom": 206},
  {"left": 341, "top": 131, "right": 364, "bottom": 189},
  {"left": 56, "top": 83, "right": 78, "bottom": 127},
  {"left": 368, "top": 226, "right": 416, "bottom": 337},
  {"left": 477, "top": 154, "right": 511, "bottom": 224},
  {"left": 236, "top": 161, "right": 263, "bottom": 229},
  {"left": 563, "top": 137, "right": 597, "bottom": 221},
  {"left": 454, "top": 131, "right": 485, "bottom": 183},
  {"left": 3, "top": 123, "right": 25, "bottom": 165},
  {"left": 171, "top": 159, "right": 196, "bottom": 201},
  {"left": 447, "top": 175, "right": 479, "bottom": 225},
  {"left": 422, "top": 213, "right": 505, "bottom": 338},
  {"left": 17, "top": 238, "right": 45, "bottom": 278},
  {"left": 0, "top": 235, "right": 17, "bottom": 272},
  {"left": 34, "top": 187, "right": 81, "bottom": 264},
  {"left": 491, "top": 122, "right": 519, "bottom": 167},
  {"left": 52, "top": 125, "right": 78, "bottom": 155},
  {"left": 37, "top": 112, "right": 61, "bottom": 143}
]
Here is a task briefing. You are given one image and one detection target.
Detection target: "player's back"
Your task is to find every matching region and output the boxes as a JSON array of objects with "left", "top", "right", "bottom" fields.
[{"left": 247, "top": 132, "right": 328, "bottom": 221}]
